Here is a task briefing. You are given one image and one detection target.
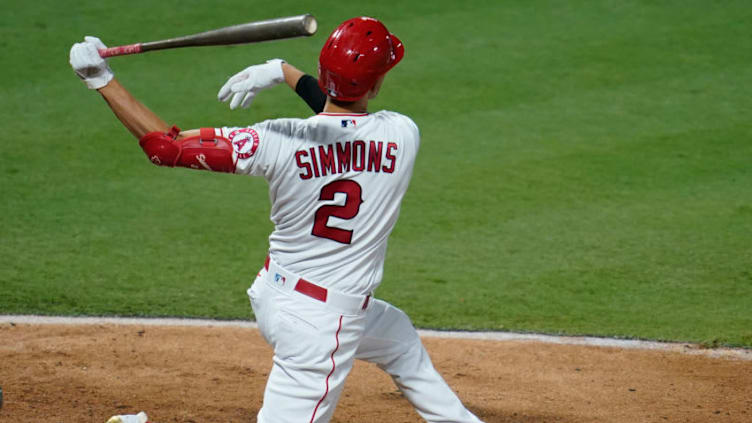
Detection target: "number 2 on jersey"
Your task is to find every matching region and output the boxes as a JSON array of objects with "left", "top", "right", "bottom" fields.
[{"left": 312, "top": 180, "right": 363, "bottom": 244}]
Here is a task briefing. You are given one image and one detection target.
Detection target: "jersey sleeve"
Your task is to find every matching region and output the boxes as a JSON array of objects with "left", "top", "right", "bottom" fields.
[{"left": 219, "top": 120, "right": 283, "bottom": 178}]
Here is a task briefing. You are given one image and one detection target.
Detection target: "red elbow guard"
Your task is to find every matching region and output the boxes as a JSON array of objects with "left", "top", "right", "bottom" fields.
[{"left": 139, "top": 126, "right": 236, "bottom": 173}]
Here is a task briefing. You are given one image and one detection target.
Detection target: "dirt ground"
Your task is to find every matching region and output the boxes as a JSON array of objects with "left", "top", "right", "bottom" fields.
[{"left": 0, "top": 323, "right": 750, "bottom": 423}]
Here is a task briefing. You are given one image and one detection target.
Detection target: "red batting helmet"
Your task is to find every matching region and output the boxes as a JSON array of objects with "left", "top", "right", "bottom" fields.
[{"left": 318, "top": 17, "right": 405, "bottom": 101}]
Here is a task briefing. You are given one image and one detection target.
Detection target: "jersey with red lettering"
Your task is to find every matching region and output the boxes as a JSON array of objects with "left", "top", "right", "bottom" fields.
[{"left": 217, "top": 111, "right": 419, "bottom": 296}]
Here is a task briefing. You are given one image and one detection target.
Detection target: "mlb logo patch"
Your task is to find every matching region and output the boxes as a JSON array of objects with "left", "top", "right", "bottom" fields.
[
  {"left": 341, "top": 119, "right": 357, "bottom": 128},
  {"left": 274, "top": 273, "right": 287, "bottom": 286}
]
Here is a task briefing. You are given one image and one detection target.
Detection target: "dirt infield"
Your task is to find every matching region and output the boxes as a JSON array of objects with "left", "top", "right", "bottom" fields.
[{"left": 0, "top": 322, "right": 750, "bottom": 423}]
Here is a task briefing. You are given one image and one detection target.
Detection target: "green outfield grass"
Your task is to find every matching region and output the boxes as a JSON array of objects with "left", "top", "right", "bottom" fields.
[{"left": 2, "top": 0, "right": 751, "bottom": 347}]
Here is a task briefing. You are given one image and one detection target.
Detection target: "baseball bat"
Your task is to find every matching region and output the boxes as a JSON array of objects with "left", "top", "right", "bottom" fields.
[{"left": 98, "top": 14, "right": 317, "bottom": 58}]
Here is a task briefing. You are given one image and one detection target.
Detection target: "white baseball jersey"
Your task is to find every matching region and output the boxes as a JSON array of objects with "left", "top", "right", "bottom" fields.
[{"left": 218, "top": 111, "right": 419, "bottom": 296}]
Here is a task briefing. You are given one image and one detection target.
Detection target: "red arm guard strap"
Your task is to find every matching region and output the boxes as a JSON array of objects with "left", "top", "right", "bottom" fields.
[{"left": 139, "top": 126, "right": 236, "bottom": 173}]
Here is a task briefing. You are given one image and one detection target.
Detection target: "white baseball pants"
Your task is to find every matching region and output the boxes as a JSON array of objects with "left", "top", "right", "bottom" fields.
[{"left": 248, "top": 259, "right": 484, "bottom": 423}]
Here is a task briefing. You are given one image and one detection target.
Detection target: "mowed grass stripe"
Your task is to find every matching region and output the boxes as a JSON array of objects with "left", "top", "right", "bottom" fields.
[{"left": 1, "top": 1, "right": 750, "bottom": 346}]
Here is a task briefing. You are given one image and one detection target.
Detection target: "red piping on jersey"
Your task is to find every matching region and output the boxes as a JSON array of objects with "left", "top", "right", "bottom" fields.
[
  {"left": 318, "top": 113, "right": 369, "bottom": 117},
  {"left": 309, "top": 315, "right": 344, "bottom": 423}
]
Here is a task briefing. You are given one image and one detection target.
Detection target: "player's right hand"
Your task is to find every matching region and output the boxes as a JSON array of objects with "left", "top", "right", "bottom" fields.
[
  {"left": 217, "top": 59, "right": 285, "bottom": 110},
  {"left": 69, "top": 36, "right": 114, "bottom": 90}
]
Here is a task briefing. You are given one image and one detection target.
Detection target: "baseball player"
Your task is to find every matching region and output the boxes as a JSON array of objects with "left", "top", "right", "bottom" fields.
[{"left": 70, "top": 16, "right": 484, "bottom": 423}]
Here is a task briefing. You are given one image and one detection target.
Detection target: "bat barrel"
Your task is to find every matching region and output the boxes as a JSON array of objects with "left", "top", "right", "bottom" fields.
[{"left": 141, "top": 14, "right": 318, "bottom": 52}]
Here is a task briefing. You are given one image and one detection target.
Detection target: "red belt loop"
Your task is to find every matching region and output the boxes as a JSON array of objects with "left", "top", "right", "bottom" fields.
[
  {"left": 362, "top": 295, "right": 370, "bottom": 310},
  {"left": 264, "top": 255, "right": 270, "bottom": 271}
]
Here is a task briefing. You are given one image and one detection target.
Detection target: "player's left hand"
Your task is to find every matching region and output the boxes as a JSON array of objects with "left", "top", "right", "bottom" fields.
[
  {"left": 69, "top": 36, "right": 114, "bottom": 90},
  {"left": 217, "top": 59, "right": 285, "bottom": 110}
]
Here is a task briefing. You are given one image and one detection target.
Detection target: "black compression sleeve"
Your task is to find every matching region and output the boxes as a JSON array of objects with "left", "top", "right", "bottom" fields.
[{"left": 295, "top": 74, "right": 327, "bottom": 114}]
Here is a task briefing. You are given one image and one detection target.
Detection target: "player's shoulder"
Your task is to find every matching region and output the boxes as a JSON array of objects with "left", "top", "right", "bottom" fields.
[
  {"left": 371, "top": 110, "right": 420, "bottom": 142},
  {"left": 254, "top": 117, "right": 307, "bottom": 132},
  {"left": 372, "top": 110, "right": 418, "bottom": 133},
  {"left": 239, "top": 117, "right": 315, "bottom": 142},
  {"left": 372, "top": 110, "right": 416, "bottom": 125}
]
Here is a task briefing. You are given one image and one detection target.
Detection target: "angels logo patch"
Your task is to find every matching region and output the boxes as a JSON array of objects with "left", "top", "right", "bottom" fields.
[{"left": 229, "top": 128, "right": 260, "bottom": 159}]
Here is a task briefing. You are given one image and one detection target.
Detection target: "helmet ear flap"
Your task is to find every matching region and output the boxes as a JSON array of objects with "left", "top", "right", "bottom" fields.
[
  {"left": 318, "top": 17, "right": 404, "bottom": 101},
  {"left": 389, "top": 34, "right": 405, "bottom": 68}
]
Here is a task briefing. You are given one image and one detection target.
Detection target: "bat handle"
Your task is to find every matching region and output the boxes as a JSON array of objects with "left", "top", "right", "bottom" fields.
[{"left": 98, "top": 43, "right": 143, "bottom": 58}]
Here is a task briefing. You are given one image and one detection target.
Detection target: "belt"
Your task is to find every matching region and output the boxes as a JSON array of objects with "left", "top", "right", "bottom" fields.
[{"left": 264, "top": 256, "right": 370, "bottom": 315}]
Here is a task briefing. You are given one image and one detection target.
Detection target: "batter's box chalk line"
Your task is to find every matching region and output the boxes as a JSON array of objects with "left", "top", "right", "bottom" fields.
[{"left": 0, "top": 315, "right": 749, "bottom": 361}]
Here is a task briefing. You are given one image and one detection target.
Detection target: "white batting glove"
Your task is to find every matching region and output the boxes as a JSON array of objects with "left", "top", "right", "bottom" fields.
[
  {"left": 105, "top": 411, "right": 150, "bottom": 423},
  {"left": 69, "top": 36, "right": 114, "bottom": 90},
  {"left": 217, "top": 59, "right": 285, "bottom": 110}
]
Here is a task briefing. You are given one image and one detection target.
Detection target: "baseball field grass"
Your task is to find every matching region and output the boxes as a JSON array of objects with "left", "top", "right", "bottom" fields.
[{"left": 1, "top": 0, "right": 751, "bottom": 347}]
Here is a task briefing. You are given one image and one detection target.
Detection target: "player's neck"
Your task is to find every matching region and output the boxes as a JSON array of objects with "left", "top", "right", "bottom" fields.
[{"left": 323, "top": 97, "right": 368, "bottom": 114}]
